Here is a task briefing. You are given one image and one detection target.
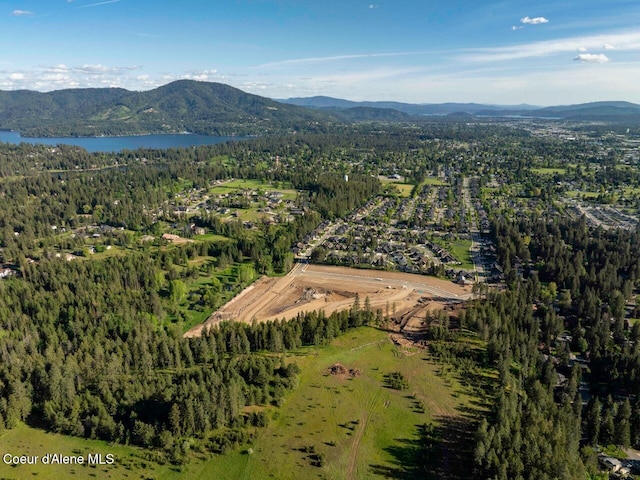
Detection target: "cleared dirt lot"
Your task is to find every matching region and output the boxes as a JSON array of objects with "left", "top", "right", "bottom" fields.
[{"left": 184, "top": 264, "right": 473, "bottom": 337}]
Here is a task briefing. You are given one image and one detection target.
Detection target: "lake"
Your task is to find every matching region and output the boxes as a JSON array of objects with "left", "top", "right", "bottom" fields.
[{"left": 0, "top": 131, "right": 246, "bottom": 153}]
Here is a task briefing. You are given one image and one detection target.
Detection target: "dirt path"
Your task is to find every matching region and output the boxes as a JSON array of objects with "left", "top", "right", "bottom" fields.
[{"left": 347, "top": 387, "right": 381, "bottom": 480}]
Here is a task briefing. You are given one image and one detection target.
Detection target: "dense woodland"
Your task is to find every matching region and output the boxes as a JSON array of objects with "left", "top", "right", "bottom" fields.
[{"left": 460, "top": 213, "right": 640, "bottom": 479}]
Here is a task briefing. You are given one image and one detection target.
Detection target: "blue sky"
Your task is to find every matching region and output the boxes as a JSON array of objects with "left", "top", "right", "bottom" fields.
[{"left": 2, "top": 0, "right": 640, "bottom": 105}]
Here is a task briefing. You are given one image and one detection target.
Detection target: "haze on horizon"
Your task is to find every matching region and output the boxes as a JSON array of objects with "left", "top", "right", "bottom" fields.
[{"left": 2, "top": 0, "right": 640, "bottom": 106}]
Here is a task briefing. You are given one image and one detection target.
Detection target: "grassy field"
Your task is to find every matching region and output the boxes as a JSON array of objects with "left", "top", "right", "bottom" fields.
[
  {"left": 431, "top": 237, "right": 474, "bottom": 270},
  {"left": 0, "top": 327, "right": 479, "bottom": 479},
  {"left": 565, "top": 190, "right": 600, "bottom": 199},
  {"left": 388, "top": 183, "right": 414, "bottom": 197},
  {"left": 195, "top": 233, "right": 232, "bottom": 243},
  {"left": 210, "top": 179, "right": 298, "bottom": 200},
  {"left": 182, "top": 327, "right": 478, "bottom": 480},
  {"left": 530, "top": 167, "right": 567, "bottom": 175},
  {"left": 0, "top": 422, "right": 184, "bottom": 480},
  {"left": 422, "top": 177, "right": 449, "bottom": 186},
  {"left": 379, "top": 178, "right": 414, "bottom": 197},
  {"left": 172, "top": 260, "right": 258, "bottom": 331}
]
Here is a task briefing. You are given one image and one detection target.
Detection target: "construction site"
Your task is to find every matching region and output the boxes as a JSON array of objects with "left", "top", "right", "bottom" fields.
[{"left": 185, "top": 263, "right": 473, "bottom": 338}]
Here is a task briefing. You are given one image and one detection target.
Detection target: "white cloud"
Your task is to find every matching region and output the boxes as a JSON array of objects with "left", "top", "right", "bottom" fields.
[
  {"left": 461, "top": 30, "right": 640, "bottom": 63},
  {"left": 521, "top": 16, "right": 549, "bottom": 25},
  {"left": 12, "top": 10, "right": 34, "bottom": 16},
  {"left": 47, "top": 64, "right": 70, "bottom": 73},
  {"left": 77, "top": 64, "right": 111, "bottom": 74},
  {"left": 257, "top": 51, "right": 436, "bottom": 69},
  {"left": 0, "top": 63, "right": 150, "bottom": 92},
  {"left": 603, "top": 43, "right": 615, "bottom": 50},
  {"left": 178, "top": 69, "right": 221, "bottom": 83},
  {"left": 79, "top": 0, "right": 121, "bottom": 8},
  {"left": 369, "top": 4, "right": 378, "bottom": 9},
  {"left": 574, "top": 53, "right": 609, "bottom": 63},
  {"left": 512, "top": 26, "right": 523, "bottom": 31}
]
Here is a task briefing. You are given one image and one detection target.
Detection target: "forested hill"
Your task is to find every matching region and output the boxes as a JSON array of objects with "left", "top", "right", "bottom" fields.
[
  {"left": 283, "top": 96, "right": 640, "bottom": 123},
  {"left": 0, "top": 80, "right": 339, "bottom": 137}
]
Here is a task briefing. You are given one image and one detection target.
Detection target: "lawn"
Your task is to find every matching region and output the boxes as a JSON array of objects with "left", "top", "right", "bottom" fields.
[
  {"left": 379, "top": 177, "right": 415, "bottom": 198},
  {"left": 421, "top": 177, "right": 449, "bottom": 186},
  {"left": 565, "top": 190, "right": 600, "bottom": 199},
  {"left": 431, "top": 237, "right": 475, "bottom": 270},
  {"left": 392, "top": 183, "right": 415, "bottom": 197},
  {"left": 530, "top": 167, "right": 567, "bottom": 175},
  {"left": 195, "top": 233, "right": 232, "bottom": 243}
]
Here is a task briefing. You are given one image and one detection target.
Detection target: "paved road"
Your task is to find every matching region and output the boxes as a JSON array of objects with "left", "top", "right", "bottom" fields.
[{"left": 462, "top": 177, "right": 486, "bottom": 282}]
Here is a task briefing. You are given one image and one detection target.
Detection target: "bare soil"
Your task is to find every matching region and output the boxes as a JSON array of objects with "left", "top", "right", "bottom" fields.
[{"left": 184, "top": 264, "right": 473, "bottom": 337}]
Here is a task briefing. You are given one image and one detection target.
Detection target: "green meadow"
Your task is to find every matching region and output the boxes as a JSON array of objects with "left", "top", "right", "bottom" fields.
[
  {"left": 530, "top": 167, "right": 567, "bottom": 175},
  {"left": 390, "top": 183, "right": 414, "bottom": 197},
  {"left": 421, "top": 177, "right": 449, "bottom": 186},
  {"left": 0, "top": 423, "right": 184, "bottom": 480},
  {"left": 177, "top": 327, "right": 479, "bottom": 479}
]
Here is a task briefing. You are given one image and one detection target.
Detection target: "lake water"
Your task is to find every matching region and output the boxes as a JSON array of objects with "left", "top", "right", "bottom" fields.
[{"left": 0, "top": 130, "right": 246, "bottom": 153}]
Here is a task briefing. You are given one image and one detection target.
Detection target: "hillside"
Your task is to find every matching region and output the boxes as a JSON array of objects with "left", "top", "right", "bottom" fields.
[
  {"left": 0, "top": 80, "right": 338, "bottom": 137},
  {"left": 281, "top": 96, "right": 537, "bottom": 115},
  {"left": 283, "top": 96, "right": 640, "bottom": 123}
]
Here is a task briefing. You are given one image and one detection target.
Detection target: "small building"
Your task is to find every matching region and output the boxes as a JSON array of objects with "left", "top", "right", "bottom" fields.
[
  {"left": 162, "top": 233, "right": 182, "bottom": 242},
  {"left": 456, "top": 271, "right": 473, "bottom": 285},
  {"left": 598, "top": 455, "right": 631, "bottom": 476},
  {"left": 0, "top": 268, "right": 13, "bottom": 279}
]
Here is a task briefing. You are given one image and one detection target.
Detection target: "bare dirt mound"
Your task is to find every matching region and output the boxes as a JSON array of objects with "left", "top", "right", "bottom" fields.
[{"left": 325, "top": 363, "right": 362, "bottom": 379}]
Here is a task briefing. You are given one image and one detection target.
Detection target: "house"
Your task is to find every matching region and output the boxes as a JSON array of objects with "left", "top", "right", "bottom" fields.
[
  {"left": 598, "top": 455, "right": 631, "bottom": 476},
  {"left": 456, "top": 271, "right": 473, "bottom": 285},
  {"left": 0, "top": 268, "right": 13, "bottom": 279},
  {"left": 162, "top": 233, "right": 182, "bottom": 242}
]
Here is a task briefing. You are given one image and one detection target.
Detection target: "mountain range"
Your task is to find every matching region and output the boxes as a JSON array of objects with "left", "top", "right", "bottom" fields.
[
  {"left": 1, "top": 80, "right": 640, "bottom": 137},
  {"left": 280, "top": 96, "right": 539, "bottom": 115},
  {"left": 281, "top": 96, "right": 640, "bottom": 123}
]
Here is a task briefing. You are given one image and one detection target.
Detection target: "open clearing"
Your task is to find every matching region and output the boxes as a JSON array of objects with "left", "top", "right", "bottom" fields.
[
  {"left": 182, "top": 327, "right": 480, "bottom": 480},
  {"left": 185, "top": 264, "right": 472, "bottom": 337}
]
